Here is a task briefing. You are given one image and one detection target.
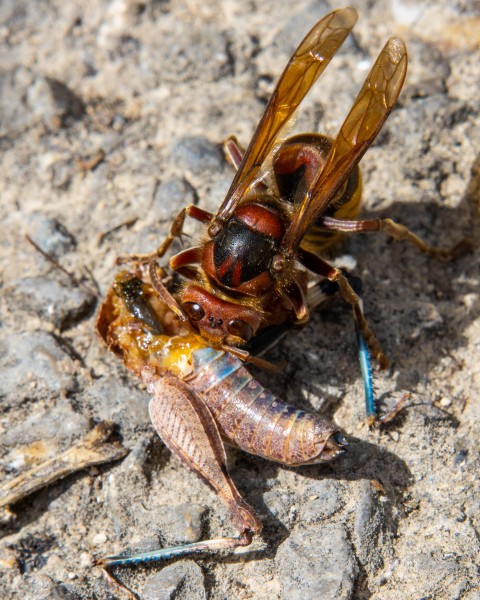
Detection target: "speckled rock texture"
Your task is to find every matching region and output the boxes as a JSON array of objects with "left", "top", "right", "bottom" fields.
[{"left": 1, "top": 1, "right": 479, "bottom": 598}]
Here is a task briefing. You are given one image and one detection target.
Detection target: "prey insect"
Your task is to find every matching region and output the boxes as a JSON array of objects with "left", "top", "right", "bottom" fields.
[
  {"left": 119, "top": 7, "right": 465, "bottom": 423},
  {"left": 96, "top": 265, "right": 348, "bottom": 592}
]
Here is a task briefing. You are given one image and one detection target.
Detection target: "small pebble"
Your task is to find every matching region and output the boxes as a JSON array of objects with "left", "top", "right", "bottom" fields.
[
  {"left": 0, "top": 331, "right": 76, "bottom": 405},
  {"left": 170, "top": 136, "right": 224, "bottom": 176},
  {"left": 142, "top": 560, "right": 205, "bottom": 600},
  {"left": 276, "top": 522, "right": 356, "bottom": 600},
  {"left": 5, "top": 276, "right": 96, "bottom": 330},
  {"left": 91, "top": 531, "right": 107, "bottom": 546},
  {"left": 25, "top": 213, "right": 76, "bottom": 260},
  {"left": 153, "top": 177, "right": 197, "bottom": 221}
]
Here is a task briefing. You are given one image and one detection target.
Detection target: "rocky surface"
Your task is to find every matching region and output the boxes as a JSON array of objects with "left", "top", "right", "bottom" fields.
[{"left": 1, "top": 1, "right": 479, "bottom": 598}]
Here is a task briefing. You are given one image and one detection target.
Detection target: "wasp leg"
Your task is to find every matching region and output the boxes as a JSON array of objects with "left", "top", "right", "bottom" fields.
[
  {"left": 299, "top": 250, "right": 385, "bottom": 422},
  {"left": 328, "top": 268, "right": 388, "bottom": 371},
  {"left": 100, "top": 371, "right": 260, "bottom": 590},
  {"left": 327, "top": 273, "right": 376, "bottom": 423},
  {"left": 318, "top": 216, "right": 471, "bottom": 260},
  {"left": 223, "top": 135, "right": 269, "bottom": 194},
  {"left": 299, "top": 248, "right": 388, "bottom": 368},
  {"left": 116, "top": 205, "right": 214, "bottom": 265},
  {"left": 308, "top": 273, "right": 377, "bottom": 423},
  {"left": 169, "top": 245, "right": 203, "bottom": 280},
  {"left": 223, "top": 135, "right": 246, "bottom": 170}
]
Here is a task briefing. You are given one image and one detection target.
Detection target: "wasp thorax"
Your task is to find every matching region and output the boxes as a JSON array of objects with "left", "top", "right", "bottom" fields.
[{"left": 201, "top": 202, "right": 286, "bottom": 297}]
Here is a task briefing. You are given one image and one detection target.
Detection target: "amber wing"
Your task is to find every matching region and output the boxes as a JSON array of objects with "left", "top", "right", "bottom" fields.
[
  {"left": 212, "top": 7, "right": 358, "bottom": 226},
  {"left": 283, "top": 37, "right": 408, "bottom": 252}
]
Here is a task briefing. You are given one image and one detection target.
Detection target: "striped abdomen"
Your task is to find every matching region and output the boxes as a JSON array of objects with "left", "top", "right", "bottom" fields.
[{"left": 186, "top": 347, "right": 345, "bottom": 466}]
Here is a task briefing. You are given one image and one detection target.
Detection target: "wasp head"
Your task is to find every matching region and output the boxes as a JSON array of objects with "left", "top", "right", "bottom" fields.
[{"left": 180, "top": 284, "right": 262, "bottom": 348}]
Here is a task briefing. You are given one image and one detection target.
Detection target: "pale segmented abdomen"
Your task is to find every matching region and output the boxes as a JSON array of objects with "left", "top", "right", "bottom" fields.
[{"left": 186, "top": 347, "right": 345, "bottom": 466}]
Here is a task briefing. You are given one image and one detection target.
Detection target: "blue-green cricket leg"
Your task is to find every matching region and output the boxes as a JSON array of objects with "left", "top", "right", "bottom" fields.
[{"left": 100, "top": 372, "right": 260, "bottom": 596}]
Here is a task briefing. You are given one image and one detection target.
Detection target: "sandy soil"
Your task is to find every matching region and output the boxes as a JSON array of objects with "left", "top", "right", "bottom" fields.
[{"left": 1, "top": 1, "right": 479, "bottom": 598}]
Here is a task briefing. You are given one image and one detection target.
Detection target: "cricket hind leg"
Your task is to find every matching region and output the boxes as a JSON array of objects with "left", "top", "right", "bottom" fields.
[
  {"left": 100, "top": 372, "right": 260, "bottom": 595},
  {"left": 100, "top": 531, "right": 254, "bottom": 600}
]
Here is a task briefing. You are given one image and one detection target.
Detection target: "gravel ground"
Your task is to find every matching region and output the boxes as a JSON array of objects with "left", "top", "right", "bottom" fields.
[{"left": 1, "top": 1, "right": 479, "bottom": 599}]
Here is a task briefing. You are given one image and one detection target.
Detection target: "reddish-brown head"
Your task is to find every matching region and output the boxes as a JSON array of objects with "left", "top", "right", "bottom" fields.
[{"left": 180, "top": 284, "right": 262, "bottom": 347}]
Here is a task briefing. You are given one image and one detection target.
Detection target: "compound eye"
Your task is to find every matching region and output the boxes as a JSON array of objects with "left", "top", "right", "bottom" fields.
[
  {"left": 227, "top": 319, "right": 253, "bottom": 342},
  {"left": 182, "top": 302, "right": 205, "bottom": 322}
]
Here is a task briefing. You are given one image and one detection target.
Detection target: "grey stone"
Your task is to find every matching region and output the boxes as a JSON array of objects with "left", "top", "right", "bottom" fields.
[
  {"left": 170, "top": 137, "right": 224, "bottom": 177},
  {"left": 0, "top": 68, "right": 31, "bottom": 135},
  {"left": 301, "top": 479, "right": 343, "bottom": 522},
  {"left": 462, "top": 592, "right": 480, "bottom": 600},
  {"left": 104, "top": 438, "right": 151, "bottom": 536},
  {"left": 408, "top": 301, "right": 444, "bottom": 340},
  {"left": 0, "top": 331, "right": 76, "bottom": 403},
  {"left": 17, "top": 574, "right": 80, "bottom": 600},
  {"left": 263, "top": 489, "right": 296, "bottom": 523},
  {"left": 25, "top": 213, "right": 76, "bottom": 260},
  {"left": 395, "top": 552, "right": 471, "bottom": 598},
  {"left": 107, "top": 503, "right": 205, "bottom": 553},
  {"left": 352, "top": 479, "right": 385, "bottom": 573},
  {"left": 49, "top": 159, "right": 75, "bottom": 190},
  {"left": 4, "top": 276, "right": 96, "bottom": 330},
  {"left": 118, "top": 437, "right": 151, "bottom": 479},
  {"left": 86, "top": 376, "right": 149, "bottom": 431},
  {"left": 142, "top": 560, "right": 206, "bottom": 600},
  {"left": 27, "top": 76, "right": 84, "bottom": 128},
  {"left": 276, "top": 523, "right": 357, "bottom": 600},
  {"left": 158, "top": 503, "right": 205, "bottom": 545},
  {"left": 153, "top": 177, "right": 197, "bottom": 222},
  {"left": 2, "top": 402, "right": 90, "bottom": 447},
  {"left": 154, "top": 26, "right": 230, "bottom": 83}
]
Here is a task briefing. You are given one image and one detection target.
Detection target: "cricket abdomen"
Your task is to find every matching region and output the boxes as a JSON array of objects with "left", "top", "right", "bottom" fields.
[{"left": 186, "top": 347, "right": 346, "bottom": 466}]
